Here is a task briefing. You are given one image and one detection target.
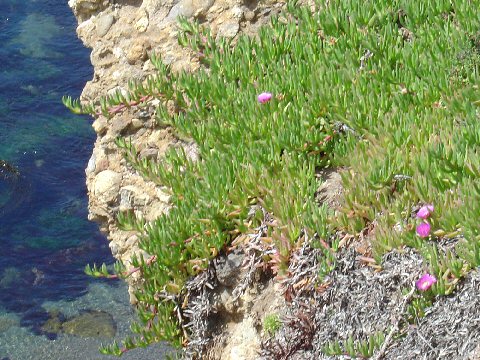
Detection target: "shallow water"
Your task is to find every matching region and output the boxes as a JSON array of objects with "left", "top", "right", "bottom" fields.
[
  {"left": 0, "top": 1, "right": 168, "bottom": 358},
  {"left": 0, "top": 282, "right": 171, "bottom": 360}
]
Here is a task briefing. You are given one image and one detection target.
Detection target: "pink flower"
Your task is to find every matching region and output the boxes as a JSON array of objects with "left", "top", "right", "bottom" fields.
[
  {"left": 416, "top": 273, "right": 437, "bottom": 291},
  {"left": 258, "top": 92, "right": 273, "bottom": 104},
  {"left": 416, "top": 222, "right": 431, "bottom": 238},
  {"left": 417, "top": 204, "right": 434, "bottom": 219}
]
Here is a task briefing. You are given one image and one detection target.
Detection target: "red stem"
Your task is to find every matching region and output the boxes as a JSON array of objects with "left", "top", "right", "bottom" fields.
[
  {"left": 95, "top": 95, "right": 154, "bottom": 117},
  {"left": 106, "top": 255, "right": 157, "bottom": 279}
]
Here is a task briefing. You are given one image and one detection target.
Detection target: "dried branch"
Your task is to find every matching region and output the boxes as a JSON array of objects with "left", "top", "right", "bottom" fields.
[{"left": 372, "top": 286, "right": 416, "bottom": 360}]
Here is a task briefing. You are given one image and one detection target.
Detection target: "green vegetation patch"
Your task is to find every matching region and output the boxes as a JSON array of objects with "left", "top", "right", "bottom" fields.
[
  {"left": 65, "top": 0, "right": 480, "bottom": 356},
  {"left": 263, "top": 313, "right": 282, "bottom": 337}
]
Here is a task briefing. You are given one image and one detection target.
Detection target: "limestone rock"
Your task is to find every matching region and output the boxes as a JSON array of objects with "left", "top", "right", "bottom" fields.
[
  {"left": 167, "top": 0, "right": 215, "bottom": 21},
  {"left": 139, "top": 148, "right": 159, "bottom": 160},
  {"left": 109, "top": 240, "right": 121, "bottom": 256},
  {"left": 134, "top": 10, "right": 149, "bottom": 32},
  {"left": 92, "top": 116, "right": 108, "bottom": 134},
  {"left": 244, "top": 10, "right": 256, "bottom": 22},
  {"left": 119, "top": 185, "right": 150, "bottom": 211},
  {"left": 156, "top": 188, "right": 171, "bottom": 203},
  {"left": 131, "top": 118, "right": 143, "bottom": 129},
  {"left": 217, "top": 22, "right": 240, "bottom": 39},
  {"left": 193, "top": 0, "right": 216, "bottom": 18},
  {"left": 88, "top": 204, "right": 110, "bottom": 220},
  {"left": 141, "top": 0, "right": 175, "bottom": 16},
  {"left": 135, "top": 16, "right": 149, "bottom": 32},
  {"left": 145, "top": 200, "right": 168, "bottom": 221},
  {"left": 148, "top": 129, "right": 171, "bottom": 148},
  {"left": 315, "top": 168, "right": 344, "bottom": 210},
  {"left": 230, "top": 5, "right": 244, "bottom": 20},
  {"left": 94, "top": 154, "right": 109, "bottom": 173},
  {"left": 126, "top": 38, "right": 151, "bottom": 65},
  {"left": 215, "top": 253, "right": 244, "bottom": 287},
  {"left": 125, "top": 234, "right": 140, "bottom": 249},
  {"left": 223, "top": 317, "right": 261, "bottom": 360},
  {"left": 68, "top": 0, "right": 109, "bottom": 23},
  {"left": 92, "top": 46, "right": 116, "bottom": 68},
  {"left": 93, "top": 170, "right": 122, "bottom": 203},
  {"left": 167, "top": 0, "right": 195, "bottom": 20},
  {"left": 110, "top": 115, "right": 132, "bottom": 136},
  {"left": 75, "top": 18, "right": 95, "bottom": 44},
  {"left": 182, "top": 141, "right": 201, "bottom": 162},
  {"left": 95, "top": 13, "right": 114, "bottom": 37},
  {"left": 86, "top": 154, "right": 96, "bottom": 175}
]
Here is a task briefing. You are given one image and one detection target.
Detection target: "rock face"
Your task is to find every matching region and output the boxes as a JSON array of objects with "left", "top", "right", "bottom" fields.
[
  {"left": 70, "top": 0, "right": 285, "bottom": 302},
  {"left": 69, "top": 0, "right": 110, "bottom": 23},
  {"left": 69, "top": 0, "right": 287, "bottom": 357},
  {"left": 93, "top": 170, "right": 122, "bottom": 203}
]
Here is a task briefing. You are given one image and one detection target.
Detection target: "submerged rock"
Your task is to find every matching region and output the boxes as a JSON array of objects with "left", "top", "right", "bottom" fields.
[
  {"left": 0, "top": 160, "right": 19, "bottom": 179},
  {"left": 61, "top": 310, "right": 116, "bottom": 338},
  {"left": 0, "top": 267, "right": 22, "bottom": 289},
  {"left": 40, "top": 309, "right": 116, "bottom": 339},
  {"left": 40, "top": 310, "right": 63, "bottom": 335},
  {"left": 0, "top": 313, "right": 19, "bottom": 333}
]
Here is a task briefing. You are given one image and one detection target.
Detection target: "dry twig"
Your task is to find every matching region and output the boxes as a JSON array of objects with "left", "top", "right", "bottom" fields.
[{"left": 372, "top": 286, "right": 416, "bottom": 360}]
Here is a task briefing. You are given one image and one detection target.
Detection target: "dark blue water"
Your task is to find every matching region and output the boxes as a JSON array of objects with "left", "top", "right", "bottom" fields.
[
  {"left": 0, "top": 3, "right": 170, "bottom": 359},
  {"left": 0, "top": 0, "right": 113, "bottom": 308},
  {"left": 0, "top": 0, "right": 117, "bottom": 348}
]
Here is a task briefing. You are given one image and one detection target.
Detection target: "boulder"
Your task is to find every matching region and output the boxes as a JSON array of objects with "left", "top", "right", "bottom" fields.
[
  {"left": 68, "top": 0, "right": 110, "bottom": 23},
  {"left": 93, "top": 170, "right": 122, "bottom": 203},
  {"left": 62, "top": 310, "right": 116, "bottom": 338}
]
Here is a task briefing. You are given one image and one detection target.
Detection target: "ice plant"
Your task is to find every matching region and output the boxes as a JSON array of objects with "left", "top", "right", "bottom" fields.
[
  {"left": 258, "top": 92, "right": 273, "bottom": 104},
  {"left": 416, "top": 273, "right": 437, "bottom": 291},
  {"left": 417, "top": 204, "right": 434, "bottom": 219},
  {"left": 416, "top": 222, "right": 431, "bottom": 238}
]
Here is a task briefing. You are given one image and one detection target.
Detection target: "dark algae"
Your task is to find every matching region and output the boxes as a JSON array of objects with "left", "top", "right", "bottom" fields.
[{"left": 0, "top": 160, "right": 19, "bottom": 179}]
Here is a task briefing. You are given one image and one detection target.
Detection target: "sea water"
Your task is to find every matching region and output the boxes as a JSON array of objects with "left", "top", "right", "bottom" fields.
[{"left": 0, "top": 1, "right": 168, "bottom": 359}]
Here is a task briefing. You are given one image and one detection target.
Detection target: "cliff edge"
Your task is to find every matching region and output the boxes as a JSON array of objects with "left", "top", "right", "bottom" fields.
[
  {"left": 69, "top": 0, "right": 288, "bottom": 358},
  {"left": 68, "top": 1, "right": 480, "bottom": 359}
]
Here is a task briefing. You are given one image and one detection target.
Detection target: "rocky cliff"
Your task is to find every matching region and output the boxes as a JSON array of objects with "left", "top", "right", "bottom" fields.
[
  {"left": 69, "top": 0, "right": 285, "bottom": 300},
  {"left": 68, "top": 2, "right": 480, "bottom": 359},
  {"left": 68, "top": 0, "right": 289, "bottom": 358}
]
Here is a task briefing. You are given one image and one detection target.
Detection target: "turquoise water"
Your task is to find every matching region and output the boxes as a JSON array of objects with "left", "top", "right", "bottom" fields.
[{"left": 0, "top": 1, "right": 168, "bottom": 358}]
